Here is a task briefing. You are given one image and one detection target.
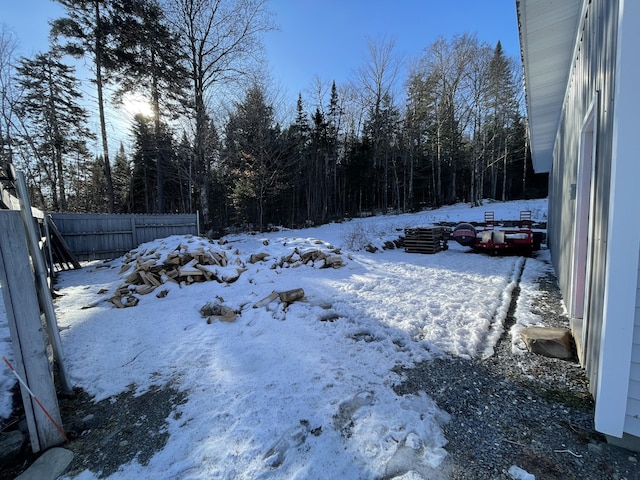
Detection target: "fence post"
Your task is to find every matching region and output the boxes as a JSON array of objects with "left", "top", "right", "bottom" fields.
[
  {"left": 0, "top": 212, "right": 64, "bottom": 452},
  {"left": 13, "top": 169, "right": 72, "bottom": 394},
  {"left": 130, "top": 216, "right": 138, "bottom": 247}
]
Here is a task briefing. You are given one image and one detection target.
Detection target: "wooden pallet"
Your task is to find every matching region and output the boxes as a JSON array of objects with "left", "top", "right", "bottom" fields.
[{"left": 404, "top": 227, "right": 449, "bottom": 254}]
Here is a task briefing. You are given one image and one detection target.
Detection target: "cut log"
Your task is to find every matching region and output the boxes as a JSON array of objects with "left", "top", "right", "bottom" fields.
[
  {"left": 253, "top": 291, "right": 279, "bottom": 308},
  {"left": 122, "top": 295, "right": 139, "bottom": 307},
  {"left": 135, "top": 284, "right": 157, "bottom": 295},
  {"left": 118, "top": 264, "right": 131, "bottom": 275},
  {"left": 324, "top": 255, "right": 343, "bottom": 268},
  {"left": 124, "top": 271, "right": 142, "bottom": 285},
  {"left": 165, "top": 254, "right": 181, "bottom": 265},
  {"left": 279, "top": 288, "right": 304, "bottom": 304},
  {"left": 195, "top": 264, "right": 213, "bottom": 280},
  {"left": 109, "top": 297, "right": 125, "bottom": 308},
  {"left": 249, "top": 252, "right": 269, "bottom": 263}
]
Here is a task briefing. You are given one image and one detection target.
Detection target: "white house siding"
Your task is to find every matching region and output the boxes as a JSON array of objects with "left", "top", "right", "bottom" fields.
[
  {"left": 548, "top": 0, "right": 618, "bottom": 396},
  {"left": 625, "top": 248, "right": 640, "bottom": 435},
  {"left": 594, "top": 0, "right": 640, "bottom": 440}
]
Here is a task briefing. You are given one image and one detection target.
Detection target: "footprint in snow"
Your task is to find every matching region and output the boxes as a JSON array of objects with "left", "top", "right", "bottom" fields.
[
  {"left": 263, "top": 421, "right": 311, "bottom": 469},
  {"left": 333, "top": 390, "right": 374, "bottom": 432},
  {"left": 383, "top": 432, "right": 446, "bottom": 480}
]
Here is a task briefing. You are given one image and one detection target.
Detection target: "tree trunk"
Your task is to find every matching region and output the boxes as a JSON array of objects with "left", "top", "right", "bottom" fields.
[
  {"left": 502, "top": 141, "right": 507, "bottom": 202},
  {"left": 95, "top": 2, "right": 115, "bottom": 213}
]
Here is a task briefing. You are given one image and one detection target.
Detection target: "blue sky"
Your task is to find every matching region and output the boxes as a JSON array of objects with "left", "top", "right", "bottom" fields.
[
  {"left": 4, "top": 0, "right": 520, "bottom": 97},
  {"left": 2, "top": 0, "right": 520, "bottom": 147},
  {"left": 264, "top": 0, "right": 521, "bottom": 99}
]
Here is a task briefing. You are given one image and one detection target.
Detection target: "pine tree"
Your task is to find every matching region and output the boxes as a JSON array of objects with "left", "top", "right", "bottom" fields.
[
  {"left": 15, "top": 49, "right": 93, "bottom": 211},
  {"left": 51, "top": 0, "right": 117, "bottom": 212},
  {"left": 223, "top": 83, "right": 286, "bottom": 231},
  {"left": 487, "top": 41, "right": 520, "bottom": 201},
  {"left": 109, "top": 0, "right": 190, "bottom": 213},
  {"left": 130, "top": 114, "right": 156, "bottom": 212},
  {"left": 112, "top": 143, "right": 132, "bottom": 212}
]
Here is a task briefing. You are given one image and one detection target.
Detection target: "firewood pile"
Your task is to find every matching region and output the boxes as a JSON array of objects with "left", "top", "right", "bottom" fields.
[
  {"left": 272, "top": 248, "right": 344, "bottom": 269},
  {"left": 103, "top": 236, "right": 345, "bottom": 309},
  {"left": 109, "top": 242, "right": 244, "bottom": 308}
]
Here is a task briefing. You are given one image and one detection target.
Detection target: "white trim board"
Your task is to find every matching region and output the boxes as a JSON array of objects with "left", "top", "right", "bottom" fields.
[{"left": 594, "top": 0, "right": 640, "bottom": 438}]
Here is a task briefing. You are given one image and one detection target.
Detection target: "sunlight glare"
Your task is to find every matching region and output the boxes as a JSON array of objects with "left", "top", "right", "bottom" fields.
[{"left": 122, "top": 93, "right": 154, "bottom": 119}]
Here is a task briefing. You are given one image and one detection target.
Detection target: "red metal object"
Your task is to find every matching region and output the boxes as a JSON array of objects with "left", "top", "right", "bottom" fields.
[{"left": 452, "top": 211, "right": 543, "bottom": 255}]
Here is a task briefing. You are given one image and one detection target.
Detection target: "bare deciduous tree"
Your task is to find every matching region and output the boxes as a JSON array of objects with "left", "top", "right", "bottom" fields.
[
  {"left": 167, "top": 0, "right": 274, "bottom": 228},
  {"left": 0, "top": 27, "right": 19, "bottom": 168}
]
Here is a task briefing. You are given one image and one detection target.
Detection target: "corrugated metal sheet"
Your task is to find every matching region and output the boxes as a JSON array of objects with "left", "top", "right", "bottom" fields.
[
  {"left": 50, "top": 213, "right": 198, "bottom": 260},
  {"left": 629, "top": 254, "right": 640, "bottom": 434},
  {"left": 546, "top": 0, "right": 618, "bottom": 398},
  {"left": 517, "top": 0, "right": 583, "bottom": 173}
]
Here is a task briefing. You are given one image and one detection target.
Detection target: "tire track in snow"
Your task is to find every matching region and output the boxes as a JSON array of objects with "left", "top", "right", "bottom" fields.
[{"left": 479, "top": 256, "right": 526, "bottom": 358}]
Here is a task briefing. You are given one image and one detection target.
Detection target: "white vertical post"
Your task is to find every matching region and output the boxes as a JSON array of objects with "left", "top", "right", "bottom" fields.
[
  {"left": 12, "top": 168, "right": 72, "bottom": 394},
  {"left": 0, "top": 211, "right": 64, "bottom": 451}
]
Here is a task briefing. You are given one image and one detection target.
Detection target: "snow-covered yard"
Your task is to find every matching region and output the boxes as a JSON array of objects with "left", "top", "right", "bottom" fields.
[{"left": 0, "top": 199, "right": 552, "bottom": 479}]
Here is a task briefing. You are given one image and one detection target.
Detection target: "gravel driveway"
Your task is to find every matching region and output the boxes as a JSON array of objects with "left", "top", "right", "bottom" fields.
[{"left": 395, "top": 268, "right": 639, "bottom": 479}]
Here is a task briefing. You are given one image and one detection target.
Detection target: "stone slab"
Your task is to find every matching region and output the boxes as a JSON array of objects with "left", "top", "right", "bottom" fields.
[
  {"left": 16, "top": 447, "right": 73, "bottom": 480},
  {"left": 520, "top": 326, "right": 574, "bottom": 360}
]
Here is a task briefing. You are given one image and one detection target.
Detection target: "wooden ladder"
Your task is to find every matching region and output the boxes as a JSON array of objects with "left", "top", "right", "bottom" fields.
[{"left": 484, "top": 211, "right": 495, "bottom": 230}]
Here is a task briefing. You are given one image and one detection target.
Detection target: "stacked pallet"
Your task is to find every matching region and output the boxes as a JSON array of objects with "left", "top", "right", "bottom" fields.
[{"left": 404, "top": 227, "right": 449, "bottom": 254}]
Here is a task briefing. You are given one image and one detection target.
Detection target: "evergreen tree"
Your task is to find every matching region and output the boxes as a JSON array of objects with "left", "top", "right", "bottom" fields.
[
  {"left": 112, "top": 143, "right": 132, "bottom": 212},
  {"left": 129, "top": 114, "right": 156, "bottom": 212},
  {"left": 174, "top": 131, "right": 195, "bottom": 214},
  {"left": 325, "top": 81, "right": 343, "bottom": 216},
  {"left": 15, "top": 49, "right": 93, "bottom": 211},
  {"left": 487, "top": 41, "right": 521, "bottom": 201},
  {"left": 222, "top": 83, "right": 287, "bottom": 231},
  {"left": 282, "top": 93, "right": 309, "bottom": 226},
  {"left": 51, "top": 0, "right": 118, "bottom": 212},
  {"left": 109, "top": 0, "right": 190, "bottom": 213}
]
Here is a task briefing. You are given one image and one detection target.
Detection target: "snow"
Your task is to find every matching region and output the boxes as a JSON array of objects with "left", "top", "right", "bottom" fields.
[
  {"left": 508, "top": 464, "right": 536, "bottom": 479},
  {"left": 0, "top": 199, "right": 552, "bottom": 478}
]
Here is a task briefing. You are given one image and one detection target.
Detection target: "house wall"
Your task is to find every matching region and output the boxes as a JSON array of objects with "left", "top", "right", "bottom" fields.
[
  {"left": 605, "top": 0, "right": 640, "bottom": 439},
  {"left": 550, "top": 0, "right": 640, "bottom": 441},
  {"left": 628, "top": 253, "right": 640, "bottom": 434},
  {"left": 548, "top": 0, "right": 618, "bottom": 395}
]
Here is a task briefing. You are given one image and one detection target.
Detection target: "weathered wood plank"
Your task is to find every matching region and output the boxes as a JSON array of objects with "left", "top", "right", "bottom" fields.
[
  {"left": 0, "top": 211, "right": 64, "bottom": 452},
  {"left": 50, "top": 213, "right": 199, "bottom": 261}
]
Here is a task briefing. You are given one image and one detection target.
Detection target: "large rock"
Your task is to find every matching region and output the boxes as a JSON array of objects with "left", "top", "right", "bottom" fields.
[{"left": 520, "top": 327, "right": 574, "bottom": 360}]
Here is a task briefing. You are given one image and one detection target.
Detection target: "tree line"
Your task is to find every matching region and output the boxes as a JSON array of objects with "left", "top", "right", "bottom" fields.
[{"left": 0, "top": 0, "right": 546, "bottom": 233}]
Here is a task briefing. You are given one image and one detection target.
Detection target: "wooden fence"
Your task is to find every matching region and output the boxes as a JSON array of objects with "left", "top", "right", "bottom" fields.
[{"left": 50, "top": 213, "right": 199, "bottom": 260}]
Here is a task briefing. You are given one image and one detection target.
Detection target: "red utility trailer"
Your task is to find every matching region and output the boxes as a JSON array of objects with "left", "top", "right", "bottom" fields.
[{"left": 451, "top": 211, "right": 543, "bottom": 255}]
